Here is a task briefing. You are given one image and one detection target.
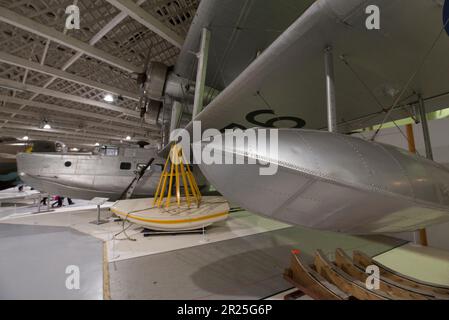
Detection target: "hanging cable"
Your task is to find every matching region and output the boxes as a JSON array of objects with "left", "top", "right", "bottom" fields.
[
  {"left": 256, "top": 91, "right": 282, "bottom": 124},
  {"left": 371, "top": 19, "right": 449, "bottom": 141},
  {"left": 340, "top": 55, "right": 420, "bottom": 154}
]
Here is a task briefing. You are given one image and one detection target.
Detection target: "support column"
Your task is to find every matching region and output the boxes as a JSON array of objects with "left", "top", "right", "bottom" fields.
[
  {"left": 192, "top": 28, "right": 211, "bottom": 120},
  {"left": 406, "top": 124, "right": 416, "bottom": 154},
  {"left": 170, "top": 100, "right": 183, "bottom": 135},
  {"left": 418, "top": 96, "right": 434, "bottom": 160},
  {"left": 324, "top": 46, "right": 337, "bottom": 133},
  {"left": 418, "top": 95, "right": 432, "bottom": 247}
]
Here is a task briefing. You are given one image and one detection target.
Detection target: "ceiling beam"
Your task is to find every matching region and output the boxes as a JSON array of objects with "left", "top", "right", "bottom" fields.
[
  {"left": 0, "top": 95, "right": 158, "bottom": 131},
  {"left": 0, "top": 105, "right": 150, "bottom": 136},
  {"left": 1, "top": 123, "right": 142, "bottom": 142},
  {"left": 0, "top": 116, "right": 141, "bottom": 140},
  {"left": 1, "top": 129, "right": 105, "bottom": 145},
  {"left": 1, "top": 128, "right": 161, "bottom": 146},
  {"left": 0, "top": 7, "right": 141, "bottom": 74},
  {"left": 61, "top": 0, "right": 147, "bottom": 72},
  {"left": 5, "top": 1, "right": 148, "bottom": 123},
  {"left": 105, "top": 0, "right": 184, "bottom": 48},
  {"left": 0, "top": 78, "right": 140, "bottom": 117},
  {"left": 0, "top": 51, "right": 140, "bottom": 101}
]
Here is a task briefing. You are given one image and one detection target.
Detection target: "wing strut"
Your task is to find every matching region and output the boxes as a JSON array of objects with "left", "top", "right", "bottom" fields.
[
  {"left": 192, "top": 28, "right": 211, "bottom": 120},
  {"left": 418, "top": 96, "right": 434, "bottom": 161},
  {"left": 324, "top": 46, "right": 337, "bottom": 133},
  {"left": 170, "top": 100, "right": 183, "bottom": 136}
]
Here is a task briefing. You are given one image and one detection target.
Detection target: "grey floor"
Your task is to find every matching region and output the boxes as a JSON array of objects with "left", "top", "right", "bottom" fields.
[
  {"left": 0, "top": 212, "right": 406, "bottom": 300},
  {"left": 0, "top": 223, "right": 103, "bottom": 300},
  {"left": 109, "top": 226, "right": 406, "bottom": 300}
]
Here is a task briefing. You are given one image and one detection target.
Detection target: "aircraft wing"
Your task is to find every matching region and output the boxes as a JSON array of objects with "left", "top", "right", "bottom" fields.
[
  {"left": 175, "top": 0, "right": 316, "bottom": 91},
  {"left": 177, "top": 0, "right": 449, "bottom": 134}
]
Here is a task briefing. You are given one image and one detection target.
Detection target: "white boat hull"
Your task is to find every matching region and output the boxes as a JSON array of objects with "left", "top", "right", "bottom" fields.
[{"left": 111, "top": 196, "right": 230, "bottom": 231}]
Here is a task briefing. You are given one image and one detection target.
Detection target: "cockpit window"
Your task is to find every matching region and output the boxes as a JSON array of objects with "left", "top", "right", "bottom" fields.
[
  {"left": 99, "top": 146, "right": 119, "bottom": 156},
  {"left": 120, "top": 162, "right": 132, "bottom": 170}
]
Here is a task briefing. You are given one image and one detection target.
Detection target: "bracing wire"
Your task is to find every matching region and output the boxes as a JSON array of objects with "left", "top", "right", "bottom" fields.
[
  {"left": 340, "top": 56, "right": 421, "bottom": 155},
  {"left": 370, "top": 18, "right": 449, "bottom": 141}
]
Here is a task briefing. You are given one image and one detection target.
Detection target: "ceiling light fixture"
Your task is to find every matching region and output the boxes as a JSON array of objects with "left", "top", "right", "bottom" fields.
[
  {"left": 22, "top": 135, "right": 29, "bottom": 141},
  {"left": 125, "top": 136, "right": 132, "bottom": 141},
  {"left": 104, "top": 94, "right": 114, "bottom": 103},
  {"left": 41, "top": 119, "right": 51, "bottom": 130}
]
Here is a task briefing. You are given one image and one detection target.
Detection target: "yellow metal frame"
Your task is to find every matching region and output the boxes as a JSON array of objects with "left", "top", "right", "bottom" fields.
[{"left": 153, "top": 144, "right": 202, "bottom": 209}]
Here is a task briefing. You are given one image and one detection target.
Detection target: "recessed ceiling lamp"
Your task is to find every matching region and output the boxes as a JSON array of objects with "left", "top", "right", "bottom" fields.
[
  {"left": 22, "top": 135, "right": 29, "bottom": 141},
  {"left": 95, "top": 143, "right": 100, "bottom": 146},
  {"left": 104, "top": 94, "right": 114, "bottom": 103},
  {"left": 125, "top": 136, "right": 132, "bottom": 141}
]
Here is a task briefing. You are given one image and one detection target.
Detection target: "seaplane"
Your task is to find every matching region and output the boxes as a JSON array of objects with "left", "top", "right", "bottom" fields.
[
  {"left": 16, "top": 142, "right": 208, "bottom": 201},
  {"left": 16, "top": 0, "right": 449, "bottom": 234}
]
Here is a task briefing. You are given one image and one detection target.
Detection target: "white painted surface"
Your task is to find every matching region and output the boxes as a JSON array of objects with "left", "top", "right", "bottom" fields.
[
  {"left": 0, "top": 196, "right": 114, "bottom": 220},
  {"left": 1, "top": 208, "right": 290, "bottom": 263},
  {"left": 374, "top": 243, "right": 449, "bottom": 286}
]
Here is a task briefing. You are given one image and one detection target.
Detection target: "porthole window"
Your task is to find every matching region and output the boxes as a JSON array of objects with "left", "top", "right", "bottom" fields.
[
  {"left": 120, "top": 162, "right": 132, "bottom": 170},
  {"left": 64, "top": 161, "right": 72, "bottom": 167}
]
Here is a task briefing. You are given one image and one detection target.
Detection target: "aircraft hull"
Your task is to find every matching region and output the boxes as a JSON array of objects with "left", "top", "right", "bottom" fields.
[
  {"left": 196, "top": 129, "right": 449, "bottom": 234},
  {"left": 111, "top": 197, "right": 229, "bottom": 231},
  {"left": 16, "top": 153, "right": 163, "bottom": 201}
]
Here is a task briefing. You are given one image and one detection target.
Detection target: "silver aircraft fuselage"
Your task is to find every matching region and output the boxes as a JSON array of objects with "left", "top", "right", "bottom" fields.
[{"left": 16, "top": 146, "right": 169, "bottom": 201}]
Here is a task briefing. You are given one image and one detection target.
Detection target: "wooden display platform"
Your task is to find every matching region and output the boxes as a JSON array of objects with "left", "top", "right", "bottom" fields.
[{"left": 283, "top": 249, "right": 449, "bottom": 300}]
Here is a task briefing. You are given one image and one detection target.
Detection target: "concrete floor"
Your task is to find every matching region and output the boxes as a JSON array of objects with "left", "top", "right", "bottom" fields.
[
  {"left": 0, "top": 205, "right": 417, "bottom": 300},
  {"left": 0, "top": 223, "right": 103, "bottom": 300},
  {"left": 108, "top": 227, "right": 405, "bottom": 300}
]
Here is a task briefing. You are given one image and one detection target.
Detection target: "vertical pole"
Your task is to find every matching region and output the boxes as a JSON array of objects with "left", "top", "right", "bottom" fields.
[
  {"left": 406, "top": 124, "right": 416, "bottom": 154},
  {"left": 418, "top": 96, "right": 434, "bottom": 160},
  {"left": 324, "top": 46, "right": 337, "bottom": 133},
  {"left": 170, "top": 100, "right": 183, "bottom": 135},
  {"left": 418, "top": 95, "right": 432, "bottom": 246},
  {"left": 192, "top": 28, "right": 211, "bottom": 120},
  {"left": 406, "top": 124, "right": 429, "bottom": 246}
]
